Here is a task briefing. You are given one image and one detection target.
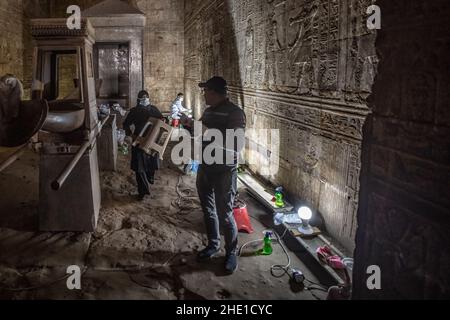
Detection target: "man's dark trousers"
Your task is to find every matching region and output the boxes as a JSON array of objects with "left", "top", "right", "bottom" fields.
[
  {"left": 131, "top": 146, "right": 159, "bottom": 197},
  {"left": 197, "top": 165, "right": 238, "bottom": 255},
  {"left": 136, "top": 169, "right": 155, "bottom": 196}
]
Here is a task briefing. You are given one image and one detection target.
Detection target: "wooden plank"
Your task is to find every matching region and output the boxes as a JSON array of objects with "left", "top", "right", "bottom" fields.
[
  {"left": 237, "top": 171, "right": 350, "bottom": 285},
  {"left": 238, "top": 172, "right": 293, "bottom": 213},
  {"left": 283, "top": 222, "right": 349, "bottom": 285},
  {"left": 290, "top": 227, "right": 322, "bottom": 238}
]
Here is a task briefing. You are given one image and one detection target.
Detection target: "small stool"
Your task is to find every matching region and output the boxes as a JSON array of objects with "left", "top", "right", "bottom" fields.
[
  {"left": 133, "top": 119, "right": 174, "bottom": 160},
  {"left": 233, "top": 201, "right": 254, "bottom": 234}
]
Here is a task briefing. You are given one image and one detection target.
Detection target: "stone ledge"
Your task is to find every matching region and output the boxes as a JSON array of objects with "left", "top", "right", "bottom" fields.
[{"left": 238, "top": 170, "right": 351, "bottom": 287}]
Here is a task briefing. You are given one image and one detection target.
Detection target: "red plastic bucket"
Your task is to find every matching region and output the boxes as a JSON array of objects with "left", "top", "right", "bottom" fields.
[
  {"left": 233, "top": 201, "right": 254, "bottom": 234},
  {"left": 172, "top": 119, "right": 180, "bottom": 127}
]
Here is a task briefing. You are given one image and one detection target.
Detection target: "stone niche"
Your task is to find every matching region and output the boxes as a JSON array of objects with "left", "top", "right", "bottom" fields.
[{"left": 83, "top": 0, "right": 146, "bottom": 109}]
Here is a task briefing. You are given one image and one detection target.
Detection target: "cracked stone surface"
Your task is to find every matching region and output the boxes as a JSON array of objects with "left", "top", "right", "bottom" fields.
[{"left": 0, "top": 149, "right": 327, "bottom": 300}]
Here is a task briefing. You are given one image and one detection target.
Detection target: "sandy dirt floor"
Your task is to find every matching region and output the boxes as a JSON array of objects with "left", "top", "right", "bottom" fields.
[{"left": 0, "top": 145, "right": 327, "bottom": 300}]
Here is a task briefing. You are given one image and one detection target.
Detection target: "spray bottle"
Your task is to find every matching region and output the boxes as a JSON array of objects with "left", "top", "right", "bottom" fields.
[
  {"left": 274, "top": 187, "right": 285, "bottom": 208},
  {"left": 257, "top": 231, "right": 273, "bottom": 256}
]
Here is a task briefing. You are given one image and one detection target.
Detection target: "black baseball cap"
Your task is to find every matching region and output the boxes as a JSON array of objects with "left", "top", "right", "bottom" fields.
[
  {"left": 199, "top": 76, "right": 228, "bottom": 94},
  {"left": 138, "top": 90, "right": 149, "bottom": 99}
]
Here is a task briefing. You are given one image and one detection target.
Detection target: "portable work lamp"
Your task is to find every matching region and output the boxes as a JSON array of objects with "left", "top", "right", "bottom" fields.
[{"left": 298, "top": 206, "right": 314, "bottom": 235}]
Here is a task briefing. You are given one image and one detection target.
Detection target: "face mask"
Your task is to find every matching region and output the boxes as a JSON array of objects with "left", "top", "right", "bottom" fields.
[{"left": 139, "top": 98, "right": 150, "bottom": 106}]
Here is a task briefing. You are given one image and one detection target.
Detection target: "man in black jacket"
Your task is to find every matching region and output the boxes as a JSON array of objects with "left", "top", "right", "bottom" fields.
[
  {"left": 181, "top": 77, "right": 246, "bottom": 274},
  {"left": 123, "top": 90, "right": 163, "bottom": 201}
]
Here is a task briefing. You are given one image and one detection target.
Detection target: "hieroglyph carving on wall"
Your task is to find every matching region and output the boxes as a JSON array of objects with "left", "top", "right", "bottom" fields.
[{"left": 184, "top": 0, "right": 376, "bottom": 251}]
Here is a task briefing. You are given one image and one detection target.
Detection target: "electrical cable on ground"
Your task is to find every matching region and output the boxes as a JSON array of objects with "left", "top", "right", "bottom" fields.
[
  {"left": 172, "top": 174, "right": 197, "bottom": 212},
  {"left": 0, "top": 179, "right": 329, "bottom": 297},
  {"left": 173, "top": 184, "right": 329, "bottom": 295},
  {"left": 240, "top": 211, "right": 330, "bottom": 296}
]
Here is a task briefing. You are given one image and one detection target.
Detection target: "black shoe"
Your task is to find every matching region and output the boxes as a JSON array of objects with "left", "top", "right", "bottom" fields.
[
  {"left": 137, "top": 194, "right": 146, "bottom": 201},
  {"left": 149, "top": 176, "right": 155, "bottom": 185},
  {"left": 197, "top": 247, "right": 220, "bottom": 262},
  {"left": 224, "top": 254, "right": 238, "bottom": 274}
]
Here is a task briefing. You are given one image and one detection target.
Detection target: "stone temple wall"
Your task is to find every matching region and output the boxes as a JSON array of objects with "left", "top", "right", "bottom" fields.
[
  {"left": 184, "top": 0, "right": 377, "bottom": 252},
  {"left": 50, "top": 0, "right": 184, "bottom": 111},
  {"left": 0, "top": 1, "right": 25, "bottom": 81},
  {"left": 354, "top": 0, "right": 450, "bottom": 299},
  {"left": 0, "top": 0, "right": 49, "bottom": 98}
]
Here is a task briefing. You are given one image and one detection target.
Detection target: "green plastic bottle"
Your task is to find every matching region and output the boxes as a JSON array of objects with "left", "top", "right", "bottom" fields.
[
  {"left": 257, "top": 232, "right": 273, "bottom": 256},
  {"left": 274, "top": 187, "right": 285, "bottom": 208}
]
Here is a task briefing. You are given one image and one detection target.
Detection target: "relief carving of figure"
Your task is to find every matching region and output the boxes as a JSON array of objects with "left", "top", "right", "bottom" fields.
[
  {"left": 212, "top": 35, "right": 223, "bottom": 76},
  {"left": 264, "top": 13, "right": 278, "bottom": 91},
  {"left": 244, "top": 19, "right": 254, "bottom": 88},
  {"left": 285, "top": 0, "right": 319, "bottom": 94},
  {"left": 264, "top": 0, "right": 290, "bottom": 91}
]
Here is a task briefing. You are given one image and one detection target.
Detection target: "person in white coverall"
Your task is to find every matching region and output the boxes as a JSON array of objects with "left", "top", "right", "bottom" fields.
[{"left": 170, "top": 93, "right": 188, "bottom": 127}]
